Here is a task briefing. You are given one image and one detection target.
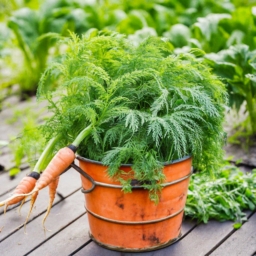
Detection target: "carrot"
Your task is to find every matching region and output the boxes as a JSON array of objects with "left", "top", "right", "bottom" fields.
[
  {"left": 0, "top": 125, "right": 93, "bottom": 234},
  {"left": 20, "top": 146, "right": 75, "bottom": 225},
  {"left": 0, "top": 172, "right": 40, "bottom": 210},
  {"left": 42, "top": 176, "right": 60, "bottom": 232},
  {"left": 0, "top": 136, "right": 61, "bottom": 209},
  {"left": 32, "top": 146, "right": 75, "bottom": 193},
  {"left": 1, "top": 145, "right": 75, "bottom": 212}
]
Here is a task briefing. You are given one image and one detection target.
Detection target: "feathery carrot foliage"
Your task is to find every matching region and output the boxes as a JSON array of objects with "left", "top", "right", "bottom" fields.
[{"left": 37, "top": 31, "right": 227, "bottom": 201}]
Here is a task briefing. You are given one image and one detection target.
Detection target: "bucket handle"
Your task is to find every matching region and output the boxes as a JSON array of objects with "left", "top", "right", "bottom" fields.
[
  {"left": 71, "top": 163, "right": 193, "bottom": 194},
  {"left": 70, "top": 163, "right": 96, "bottom": 193}
]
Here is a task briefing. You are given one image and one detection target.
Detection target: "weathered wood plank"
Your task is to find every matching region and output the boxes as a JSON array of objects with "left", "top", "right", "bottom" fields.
[
  {"left": 0, "top": 152, "right": 16, "bottom": 172},
  {"left": 75, "top": 219, "right": 197, "bottom": 256},
  {"left": 1, "top": 93, "right": 21, "bottom": 111},
  {"left": 0, "top": 145, "right": 11, "bottom": 156},
  {"left": 0, "top": 190, "right": 86, "bottom": 256},
  {"left": 224, "top": 143, "right": 256, "bottom": 168},
  {"left": 210, "top": 212, "right": 256, "bottom": 256},
  {"left": 29, "top": 214, "right": 90, "bottom": 256},
  {"left": 151, "top": 217, "right": 252, "bottom": 256},
  {"left": 223, "top": 108, "right": 256, "bottom": 167},
  {"left": 0, "top": 152, "right": 29, "bottom": 175},
  {"left": 0, "top": 168, "right": 82, "bottom": 240},
  {"left": 0, "top": 185, "right": 62, "bottom": 242},
  {"left": 0, "top": 95, "right": 50, "bottom": 175},
  {"left": 0, "top": 97, "right": 47, "bottom": 141}
]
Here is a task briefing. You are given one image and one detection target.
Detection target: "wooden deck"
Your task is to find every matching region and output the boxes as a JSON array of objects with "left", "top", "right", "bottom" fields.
[{"left": 0, "top": 97, "right": 256, "bottom": 256}]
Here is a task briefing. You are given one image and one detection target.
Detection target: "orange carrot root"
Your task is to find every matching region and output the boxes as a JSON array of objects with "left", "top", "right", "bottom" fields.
[
  {"left": 33, "top": 147, "right": 75, "bottom": 193},
  {"left": 18, "top": 197, "right": 27, "bottom": 216},
  {"left": 24, "top": 191, "right": 38, "bottom": 234},
  {"left": 22, "top": 146, "right": 75, "bottom": 232},
  {"left": 1, "top": 146, "right": 74, "bottom": 209},
  {"left": 1, "top": 146, "right": 75, "bottom": 235},
  {"left": 42, "top": 176, "right": 60, "bottom": 233},
  {"left": 0, "top": 173, "right": 39, "bottom": 208},
  {"left": 4, "top": 204, "right": 8, "bottom": 215}
]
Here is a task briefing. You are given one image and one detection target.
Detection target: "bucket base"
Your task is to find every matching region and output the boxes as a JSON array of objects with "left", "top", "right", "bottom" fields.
[{"left": 89, "top": 232, "right": 182, "bottom": 252}]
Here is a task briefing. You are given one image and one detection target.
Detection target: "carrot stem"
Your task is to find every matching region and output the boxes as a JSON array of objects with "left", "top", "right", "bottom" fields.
[
  {"left": 31, "top": 124, "right": 92, "bottom": 174},
  {"left": 33, "top": 135, "right": 60, "bottom": 173},
  {"left": 72, "top": 125, "right": 93, "bottom": 147}
]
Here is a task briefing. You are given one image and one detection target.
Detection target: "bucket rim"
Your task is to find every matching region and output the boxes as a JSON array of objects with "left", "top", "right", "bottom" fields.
[{"left": 76, "top": 155, "right": 192, "bottom": 167}]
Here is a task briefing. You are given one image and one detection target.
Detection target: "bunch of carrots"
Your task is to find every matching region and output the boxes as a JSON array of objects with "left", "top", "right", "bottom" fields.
[{"left": 0, "top": 125, "right": 92, "bottom": 232}]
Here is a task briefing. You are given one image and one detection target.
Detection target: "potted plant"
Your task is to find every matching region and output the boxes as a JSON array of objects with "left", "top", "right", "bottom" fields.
[{"left": 0, "top": 31, "right": 227, "bottom": 251}]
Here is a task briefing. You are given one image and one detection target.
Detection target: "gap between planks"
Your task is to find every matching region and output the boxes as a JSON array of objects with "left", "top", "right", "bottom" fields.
[
  {"left": 24, "top": 212, "right": 87, "bottom": 256},
  {"left": 205, "top": 210, "right": 256, "bottom": 256},
  {"left": 0, "top": 187, "right": 81, "bottom": 243},
  {"left": 0, "top": 190, "right": 87, "bottom": 255},
  {"left": 68, "top": 238, "right": 93, "bottom": 256}
]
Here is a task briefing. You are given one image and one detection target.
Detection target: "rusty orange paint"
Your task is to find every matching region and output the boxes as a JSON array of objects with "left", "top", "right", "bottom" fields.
[{"left": 78, "top": 156, "right": 192, "bottom": 251}]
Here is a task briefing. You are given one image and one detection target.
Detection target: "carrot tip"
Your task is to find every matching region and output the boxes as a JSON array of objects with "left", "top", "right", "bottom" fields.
[
  {"left": 4, "top": 203, "right": 8, "bottom": 215},
  {"left": 24, "top": 191, "right": 38, "bottom": 232},
  {"left": 43, "top": 226, "right": 52, "bottom": 234},
  {"left": 18, "top": 197, "right": 26, "bottom": 216}
]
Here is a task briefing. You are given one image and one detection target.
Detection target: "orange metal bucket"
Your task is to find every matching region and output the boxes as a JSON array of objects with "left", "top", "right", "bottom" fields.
[{"left": 76, "top": 155, "right": 192, "bottom": 252}]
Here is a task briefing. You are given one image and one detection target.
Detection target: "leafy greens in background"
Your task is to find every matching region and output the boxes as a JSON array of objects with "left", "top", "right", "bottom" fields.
[
  {"left": 205, "top": 44, "right": 256, "bottom": 142},
  {"left": 191, "top": 13, "right": 232, "bottom": 53},
  {"left": 0, "top": 0, "right": 40, "bottom": 21},
  {"left": 223, "top": 7, "right": 256, "bottom": 50},
  {"left": 1, "top": 0, "right": 93, "bottom": 98},
  {"left": 2, "top": 0, "right": 256, "bottom": 100}
]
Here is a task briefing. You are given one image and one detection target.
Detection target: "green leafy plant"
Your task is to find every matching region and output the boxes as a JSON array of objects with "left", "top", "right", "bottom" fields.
[
  {"left": 0, "top": 22, "right": 14, "bottom": 107},
  {"left": 3, "top": 0, "right": 254, "bottom": 103},
  {"left": 205, "top": 44, "right": 256, "bottom": 143},
  {"left": 222, "top": 6, "right": 256, "bottom": 50},
  {"left": 186, "top": 165, "right": 256, "bottom": 225},
  {"left": 176, "top": 0, "right": 234, "bottom": 26},
  {"left": 7, "top": 107, "right": 47, "bottom": 177},
  {"left": 31, "top": 31, "right": 227, "bottom": 202},
  {"left": 163, "top": 24, "right": 191, "bottom": 48},
  {"left": 0, "top": 0, "right": 40, "bottom": 21},
  {"left": 1, "top": 0, "right": 92, "bottom": 99},
  {"left": 163, "top": 6, "right": 256, "bottom": 54},
  {"left": 191, "top": 13, "right": 232, "bottom": 53}
]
